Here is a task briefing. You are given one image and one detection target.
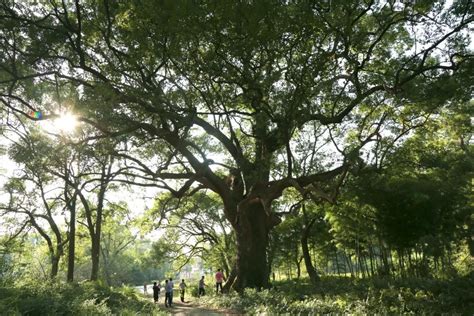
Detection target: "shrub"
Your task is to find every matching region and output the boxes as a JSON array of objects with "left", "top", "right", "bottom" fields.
[
  {"left": 0, "top": 281, "right": 165, "bottom": 315},
  {"left": 198, "top": 275, "right": 474, "bottom": 315}
]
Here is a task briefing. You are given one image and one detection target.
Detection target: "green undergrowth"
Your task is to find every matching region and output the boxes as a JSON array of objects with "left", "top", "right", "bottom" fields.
[
  {"left": 198, "top": 274, "right": 474, "bottom": 315},
  {"left": 0, "top": 281, "right": 165, "bottom": 315}
]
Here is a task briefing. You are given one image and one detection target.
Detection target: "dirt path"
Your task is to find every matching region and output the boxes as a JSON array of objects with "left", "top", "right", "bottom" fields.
[
  {"left": 139, "top": 287, "right": 240, "bottom": 315},
  {"left": 166, "top": 301, "right": 240, "bottom": 315}
]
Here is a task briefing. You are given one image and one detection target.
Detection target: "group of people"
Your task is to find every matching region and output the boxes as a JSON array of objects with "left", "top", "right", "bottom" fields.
[
  {"left": 144, "top": 278, "right": 185, "bottom": 307},
  {"left": 143, "top": 268, "right": 227, "bottom": 308}
]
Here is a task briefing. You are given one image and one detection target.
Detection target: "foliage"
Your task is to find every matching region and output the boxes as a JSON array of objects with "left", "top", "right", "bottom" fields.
[
  {"left": 0, "top": 281, "right": 164, "bottom": 315},
  {"left": 199, "top": 275, "right": 474, "bottom": 315},
  {"left": 0, "top": 252, "right": 16, "bottom": 287},
  {"left": 143, "top": 191, "right": 236, "bottom": 275}
]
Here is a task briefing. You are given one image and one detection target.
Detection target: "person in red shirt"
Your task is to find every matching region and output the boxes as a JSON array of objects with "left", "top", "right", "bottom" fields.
[{"left": 215, "top": 268, "right": 225, "bottom": 294}]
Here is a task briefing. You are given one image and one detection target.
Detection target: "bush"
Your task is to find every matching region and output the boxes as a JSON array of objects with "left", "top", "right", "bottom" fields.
[
  {"left": 190, "top": 285, "right": 200, "bottom": 297},
  {"left": 0, "top": 281, "right": 166, "bottom": 315},
  {"left": 198, "top": 275, "right": 474, "bottom": 315}
]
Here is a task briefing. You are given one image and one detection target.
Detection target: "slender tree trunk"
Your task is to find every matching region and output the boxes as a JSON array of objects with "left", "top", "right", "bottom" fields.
[
  {"left": 343, "top": 251, "right": 354, "bottom": 277},
  {"left": 222, "top": 264, "right": 237, "bottom": 293},
  {"left": 359, "top": 255, "right": 364, "bottom": 278},
  {"left": 381, "top": 246, "right": 390, "bottom": 276},
  {"left": 90, "top": 202, "right": 104, "bottom": 282},
  {"left": 295, "top": 256, "right": 303, "bottom": 279},
  {"left": 65, "top": 165, "right": 76, "bottom": 282},
  {"left": 407, "top": 250, "right": 414, "bottom": 277},
  {"left": 334, "top": 249, "right": 340, "bottom": 275},
  {"left": 397, "top": 249, "right": 404, "bottom": 277},
  {"left": 364, "top": 255, "right": 371, "bottom": 277},
  {"left": 388, "top": 249, "right": 396, "bottom": 276},
  {"left": 301, "top": 218, "right": 320, "bottom": 284},
  {"left": 220, "top": 252, "right": 230, "bottom": 277},
  {"left": 90, "top": 167, "right": 108, "bottom": 281},
  {"left": 368, "top": 245, "right": 375, "bottom": 276},
  {"left": 90, "top": 234, "right": 100, "bottom": 281},
  {"left": 67, "top": 202, "right": 76, "bottom": 282},
  {"left": 447, "top": 248, "right": 453, "bottom": 266},
  {"left": 51, "top": 255, "right": 60, "bottom": 278},
  {"left": 441, "top": 255, "right": 447, "bottom": 271},
  {"left": 101, "top": 247, "right": 112, "bottom": 286},
  {"left": 266, "top": 236, "right": 276, "bottom": 284},
  {"left": 29, "top": 216, "right": 62, "bottom": 279}
]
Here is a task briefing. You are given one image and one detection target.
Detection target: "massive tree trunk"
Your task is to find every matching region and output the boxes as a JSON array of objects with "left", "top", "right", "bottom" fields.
[{"left": 232, "top": 200, "right": 279, "bottom": 292}]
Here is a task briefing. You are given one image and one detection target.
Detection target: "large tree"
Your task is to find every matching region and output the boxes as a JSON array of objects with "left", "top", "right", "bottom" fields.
[{"left": 0, "top": 1, "right": 472, "bottom": 290}]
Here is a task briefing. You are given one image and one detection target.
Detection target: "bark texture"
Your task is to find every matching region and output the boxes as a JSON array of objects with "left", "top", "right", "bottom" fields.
[
  {"left": 301, "top": 218, "right": 320, "bottom": 285},
  {"left": 230, "top": 198, "right": 281, "bottom": 291}
]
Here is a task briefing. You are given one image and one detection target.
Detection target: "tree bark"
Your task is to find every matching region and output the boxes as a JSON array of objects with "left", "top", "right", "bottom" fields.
[
  {"left": 28, "top": 215, "right": 62, "bottom": 279},
  {"left": 343, "top": 250, "right": 354, "bottom": 277},
  {"left": 90, "top": 238, "right": 100, "bottom": 280},
  {"left": 368, "top": 245, "right": 375, "bottom": 277},
  {"left": 301, "top": 218, "right": 320, "bottom": 285},
  {"left": 380, "top": 244, "right": 390, "bottom": 276},
  {"left": 334, "top": 249, "right": 340, "bottom": 275},
  {"left": 90, "top": 187, "right": 105, "bottom": 281},
  {"left": 233, "top": 200, "right": 275, "bottom": 291},
  {"left": 295, "top": 256, "right": 302, "bottom": 279},
  {"left": 222, "top": 264, "right": 237, "bottom": 293},
  {"left": 51, "top": 255, "right": 60, "bottom": 278},
  {"left": 89, "top": 162, "right": 110, "bottom": 281},
  {"left": 67, "top": 199, "right": 76, "bottom": 282},
  {"left": 101, "top": 246, "right": 112, "bottom": 286}
]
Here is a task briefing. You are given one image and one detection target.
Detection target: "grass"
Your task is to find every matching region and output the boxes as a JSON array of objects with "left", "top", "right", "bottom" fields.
[
  {"left": 197, "top": 274, "right": 474, "bottom": 315},
  {"left": 1, "top": 274, "right": 472, "bottom": 315},
  {"left": 0, "top": 281, "right": 166, "bottom": 315}
]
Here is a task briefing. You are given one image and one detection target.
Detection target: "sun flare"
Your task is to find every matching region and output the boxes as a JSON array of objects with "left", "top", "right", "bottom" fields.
[{"left": 53, "top": 112, "right": 78, "bottom": 134}]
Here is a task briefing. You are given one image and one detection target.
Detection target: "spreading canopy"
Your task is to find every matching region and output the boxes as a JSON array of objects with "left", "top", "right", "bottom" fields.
[{"left": 1, "top": 1, "right": 471, "bottom": 205}]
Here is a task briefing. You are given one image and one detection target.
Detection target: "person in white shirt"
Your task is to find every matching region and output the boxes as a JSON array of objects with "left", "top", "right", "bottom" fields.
[{"left": 164, "top": 279, "right": 172, "bottom": 307}]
